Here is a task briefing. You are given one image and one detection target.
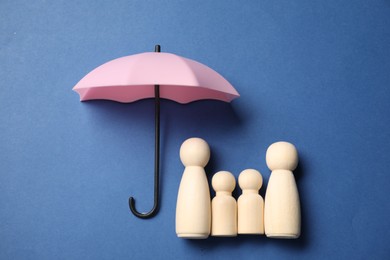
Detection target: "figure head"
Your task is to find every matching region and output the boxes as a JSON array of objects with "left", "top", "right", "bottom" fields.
[
  {"left": 238, "top": 169, "right": 263, "bottom": 191},
  {"left": 212, "top": 171, "right": 236, "bottom": 193},
  {"left": 266, "top": 141, "right": 298, "bottom": 171},
  {"left": 180, "top": 138, "right": 210, "bottom": 167}
]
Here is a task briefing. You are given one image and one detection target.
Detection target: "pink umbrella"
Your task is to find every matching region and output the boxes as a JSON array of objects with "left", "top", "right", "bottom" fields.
[{"left": 73, "top": 45, "right": 239, "bottom": 218}]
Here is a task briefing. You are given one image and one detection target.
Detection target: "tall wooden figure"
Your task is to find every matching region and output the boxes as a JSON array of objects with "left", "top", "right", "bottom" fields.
[
  {"left": 211, "top": 171, "right": 237, "bottom": 237},
  {"left": 237, "top": 169, "right": 264, "bottom": 234},
  {"left": 176, "top": 138, "right": 211, "bottom": 239},
  {"left": 264, "top": 141, "right": 301, "bottom": 239}
]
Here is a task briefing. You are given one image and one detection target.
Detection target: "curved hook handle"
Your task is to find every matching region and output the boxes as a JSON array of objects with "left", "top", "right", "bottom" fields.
[
  {"left": 129, "top": 194, "right": 158, "bottom": 219},
  {"left": 128, "top": 161, "right": 159, "bottom": 218}
]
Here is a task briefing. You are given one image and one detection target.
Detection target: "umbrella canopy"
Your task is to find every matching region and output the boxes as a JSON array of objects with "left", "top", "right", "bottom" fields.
[
  {"left": 73, "top": 45, "right": 239, "bottom": 219},
  {"left": 73, "top": 52, "right": 239, "bottom": 103}
]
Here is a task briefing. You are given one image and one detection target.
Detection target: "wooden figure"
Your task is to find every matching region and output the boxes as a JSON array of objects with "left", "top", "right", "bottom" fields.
[
  {"left": 264, "top": 141, "right": 301, "bottom": 239},
  {"left": 175, "top": 138, "right": 211, "bottom": 239},
  {"left": 237, "top": 169, "right": 264, "bottom": 235},
  {"left": 211, "top": 171, "right": 237, "bottom": 237}
]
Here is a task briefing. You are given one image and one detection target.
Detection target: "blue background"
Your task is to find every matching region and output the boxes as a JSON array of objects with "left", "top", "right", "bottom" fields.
[{"left": 1, "top": 1, "right": 390, "bottom": 259}]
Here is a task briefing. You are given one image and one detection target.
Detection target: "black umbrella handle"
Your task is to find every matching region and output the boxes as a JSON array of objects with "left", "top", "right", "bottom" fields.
[{"left": 129, "top": 45, "right": 161, "bottom": 219}]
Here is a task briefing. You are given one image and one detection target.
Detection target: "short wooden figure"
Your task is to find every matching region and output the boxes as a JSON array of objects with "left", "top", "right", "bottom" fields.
[
  {"left": 211, "top": 171, "right": 237, "bottom": 237},
  {"left": 264, "top": 141, "right": 301, "bottom": 239},
  {"left": 175, "top": 138, "right": 211, "bottom": 239},
  {"left": 237, "top": 169, "right": 264, "bottom": 234}
]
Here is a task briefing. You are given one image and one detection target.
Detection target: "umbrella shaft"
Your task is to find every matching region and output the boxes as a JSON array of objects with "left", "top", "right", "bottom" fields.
[
  {"left": 154, "top": 46, "right": 161, "bottom": 199},
  {"left": 128, "top": 46, "right": 162, "bottom": 219},
  {"left": 154, "top": 84, "right": 160, "bottom": 210}
]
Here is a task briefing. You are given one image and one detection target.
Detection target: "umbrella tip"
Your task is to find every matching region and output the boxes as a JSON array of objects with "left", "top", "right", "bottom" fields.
[{"left": 155, "top": 45, "right": 161, "bottom": 52}]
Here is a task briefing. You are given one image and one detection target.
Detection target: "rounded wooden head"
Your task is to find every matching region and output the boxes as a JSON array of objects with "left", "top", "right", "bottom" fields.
[
  {"left": 212, "top": 171, "right": 236, "bottom": 193},
  {"left": 180, "top": 138, "right": 210, "bottom": 167},
  {"left": 238, "top": 169, "right": 262, "bottom": 191},
  {"left": 266, "top": 141, "right": 298, "bottom": 171}
]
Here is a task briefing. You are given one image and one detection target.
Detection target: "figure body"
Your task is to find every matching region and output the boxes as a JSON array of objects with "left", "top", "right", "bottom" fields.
[
  {"left": 237, "top": 169, "right": 264, "bottom": 234},
  {"left": 176, "top": 138, "right": 211, "bottom": 239},
  {"left": 264, "top": 141, "right": 301, "bottom": 239},
  {"left": 211, "top": 171, "right": 237, "bottom": 237}
]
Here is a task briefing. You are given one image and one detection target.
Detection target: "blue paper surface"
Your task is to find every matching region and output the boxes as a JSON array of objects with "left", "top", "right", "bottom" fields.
[{"left": 1, "top": 0, "right": 390, "bottom": 259}]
